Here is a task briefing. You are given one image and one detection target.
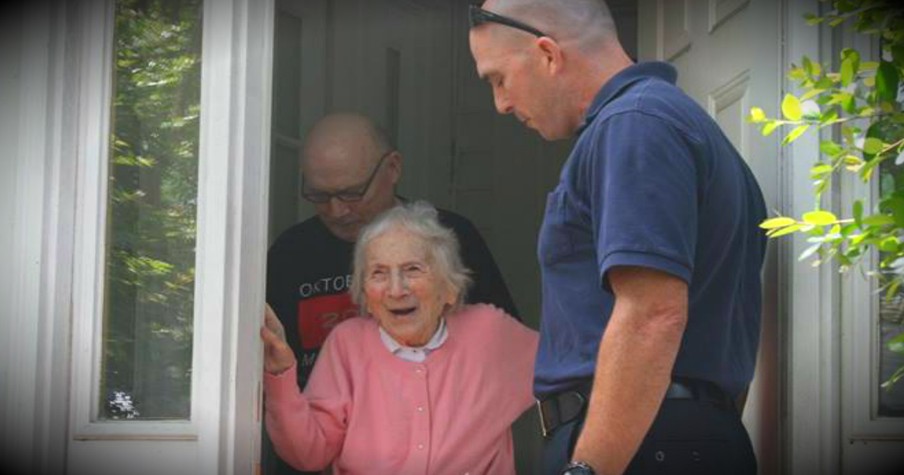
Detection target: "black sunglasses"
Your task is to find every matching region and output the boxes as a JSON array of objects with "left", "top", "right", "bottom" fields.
[
  {"left": 468, "top": 5, "right": 548, "bottom": 38},
  {"left": 300, "top": 150, "right": 394, "bottom": 204}
]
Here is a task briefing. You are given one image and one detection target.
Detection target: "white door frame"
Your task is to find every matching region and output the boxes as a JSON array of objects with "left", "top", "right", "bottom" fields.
[
  {"left": 782, "top": 0, "right": 851, "bottom": 473},
  {"left": 636, "top": 0, "right": 787, "bottom": 472},
  {"left": 778, "top": 0, "right": 904, "bottom": 472},
  {"left": 0, "top": 0, "right": 274, "bottom": 473},
  {"left": 0, "top": 2, "right": 74, "bottom": 474},
  {"left": 191, "top": 0, "right": 274, "bottom": 472}
]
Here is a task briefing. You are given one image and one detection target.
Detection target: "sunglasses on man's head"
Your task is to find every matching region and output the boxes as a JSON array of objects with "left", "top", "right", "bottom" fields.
[{"left": 468, "top": 5, "right": 548, "bottom": 38}]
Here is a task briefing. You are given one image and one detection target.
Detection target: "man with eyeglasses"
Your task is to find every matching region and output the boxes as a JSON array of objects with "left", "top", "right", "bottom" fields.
[
  {"left": 263, "top": 112, "right": 519, "bottom": 475},
  {"left": 469, "top": 1, "right": 766, "bottom": 475}
]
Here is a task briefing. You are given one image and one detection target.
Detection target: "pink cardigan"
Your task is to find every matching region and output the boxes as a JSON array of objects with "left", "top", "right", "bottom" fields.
[{"left": 264, "top": 304, "right": 538, "bottom": 475}]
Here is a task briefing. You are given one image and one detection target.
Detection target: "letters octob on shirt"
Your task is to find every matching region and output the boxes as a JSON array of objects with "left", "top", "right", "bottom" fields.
[{"left": 298, "top": 274, "right": 352, "bottom": 298}]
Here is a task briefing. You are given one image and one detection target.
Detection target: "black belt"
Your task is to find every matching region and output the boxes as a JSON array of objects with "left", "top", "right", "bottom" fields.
[{"left": 536, "top": 378, "right": 735, "bottom": 438}]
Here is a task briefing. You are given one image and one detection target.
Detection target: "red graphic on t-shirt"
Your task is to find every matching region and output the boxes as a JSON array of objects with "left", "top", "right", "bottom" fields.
[{"left": 298, "top": 293, "right": 359, "bottom": 349}]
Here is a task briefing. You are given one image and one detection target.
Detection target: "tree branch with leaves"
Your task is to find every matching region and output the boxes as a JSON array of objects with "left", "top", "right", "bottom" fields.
[{"left": 749, "top": 0, "right": 904, "bottom": 390}]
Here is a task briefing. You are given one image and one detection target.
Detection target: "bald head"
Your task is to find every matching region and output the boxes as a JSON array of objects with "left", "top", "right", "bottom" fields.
[
  {"left": 300, "top": 113, "right": 402, "bottom": 242},
  {"left": 479, "top": 0, "right": 619, "bottom": 53},
  {"left": 469, "top": 0, "right": 632, "bottom": 139},
  {"left": 302, "top": 113, "right": 393, "bottom": 170}
]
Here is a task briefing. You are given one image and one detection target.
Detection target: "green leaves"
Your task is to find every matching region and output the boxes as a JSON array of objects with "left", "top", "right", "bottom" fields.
[
  {"left": 876, "top": 61, "right": 900, "bottom": 104},
  {"left": 863, "top": 137, "right": 886, "bottom": 155},
  {"left": 782, "top": 94, "right": 804, "bottom": 121},
  {"left": 820, "top": 108, "right": 840, "bottom": 126},
  {"left": 883, "top": 196, "right": 904, "bottom": 227},
  {"left": 762, "top": 121, "right": 781, "bottom": 137},
  {"left": 844, "top": 154, "right": 864, "bottom": 172},
  {"left": 889, "top": 332, "right": 904, "bottom": 354},
  {"left": 766, "top": 222, "right": 803, "bottom": 238},
  {"left": 820, "top": 140, "right": 844, "bottom": 157},
  {"left": 810, "top": 163, "right": 834, "bottom": 179},
  {"left": 892, "top": 44, "right": 904, "bottom": 69},
  {"left": 880, "top": 236, "right": 900, "bottom": 252},
  {"left": 760, "top": 217, "right": 797, "bottom": 229},
  {"left": 804, "top": 12, "right": 824, "bottom": 26},
  {"left": 783, "top": 124, "right": 811, "bottom": 145},
  {"left": 803, "top": 210, "right": 839, "bottom": 226},
  {"left": 840, "top": 48, "right": 860, "bottom": 87},
  {"left": 749, "top": 107, "right": 767, "bottom": 123},
  {"left": 862, "top": 214, "right": 895, "bottom": 226},
  {"left": 750, "top": 3, "right": 904, "bottom": 397},
  {"left": 853, "top": 199, "right": 864, "bottom": 226},
  {"left": 104, "top": 0, "right": 203, "bottom": 420},
  {"left": 759, "top": 210, "right": 842, "bottom": 240},
  {"left": 760, "top": 216, "right": 802, "bottom": 238},
  {"left": 803, "top": 56, "right": 823, "bottom": 79}
]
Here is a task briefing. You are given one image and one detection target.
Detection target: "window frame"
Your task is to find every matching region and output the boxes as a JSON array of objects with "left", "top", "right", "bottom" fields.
[
  {"left": 842, "top": 112, "right": 904, "bottom": 440},
  {"left": 837, "top": 24, "right": 904, "bottom": 440},
  {"left": 69, "top": 0, "right": 274, "bottom": 457},
  {"left": 71, "top": 0, "right": 201, "bottom": 439}
]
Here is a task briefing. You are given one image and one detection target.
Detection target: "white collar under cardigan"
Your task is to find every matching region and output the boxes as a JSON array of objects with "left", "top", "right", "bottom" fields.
[{"left": 378, "top": 318, "right": 448, "bottom": 363}]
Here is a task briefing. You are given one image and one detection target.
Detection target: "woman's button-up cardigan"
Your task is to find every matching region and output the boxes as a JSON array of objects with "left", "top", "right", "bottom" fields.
[{"left": 264, "top": 304, "right": 538, "bottom": 475}]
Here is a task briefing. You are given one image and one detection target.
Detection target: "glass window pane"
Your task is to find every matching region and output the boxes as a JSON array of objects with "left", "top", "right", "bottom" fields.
[
  {"left": 879, "top": 306, "right": 904, "bottom": 416},
  {"left": 100, "top": 0, "right": 203, "bottom": 421},
  {"left": 878, "top": 154, "right": 904, "bottom": 417}
]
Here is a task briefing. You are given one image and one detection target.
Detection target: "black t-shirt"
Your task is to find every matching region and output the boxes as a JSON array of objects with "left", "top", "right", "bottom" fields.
[{"left": 262, "top": 208, "right": 519, "bottom": 475}]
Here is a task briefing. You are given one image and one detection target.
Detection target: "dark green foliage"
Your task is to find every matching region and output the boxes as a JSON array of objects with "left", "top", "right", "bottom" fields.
[
  {"left": 753, "top": 1, "right": 904, "bottom": 392},
  {"left": 101, "top": 0, "right": 202, "bottom": 420}
]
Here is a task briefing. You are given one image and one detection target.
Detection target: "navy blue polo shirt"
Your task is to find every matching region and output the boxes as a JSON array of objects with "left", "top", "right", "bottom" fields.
[{"left": 534, "top": 62, "right": 767, "bottom": 398}]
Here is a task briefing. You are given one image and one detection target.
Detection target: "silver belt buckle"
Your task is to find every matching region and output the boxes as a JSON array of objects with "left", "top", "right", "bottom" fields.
[{"left": 536, "top": 399, "right": 549, "bottom": 438}]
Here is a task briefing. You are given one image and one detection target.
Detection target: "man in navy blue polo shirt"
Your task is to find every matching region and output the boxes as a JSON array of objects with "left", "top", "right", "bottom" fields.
[{"left": 469, "top": 1, "right": 766, "bottom": 474}]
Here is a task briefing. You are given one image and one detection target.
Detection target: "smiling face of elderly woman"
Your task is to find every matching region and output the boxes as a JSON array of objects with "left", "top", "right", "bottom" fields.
[{"left": 361, "top": 225, "right": 458, "bottom": 347}]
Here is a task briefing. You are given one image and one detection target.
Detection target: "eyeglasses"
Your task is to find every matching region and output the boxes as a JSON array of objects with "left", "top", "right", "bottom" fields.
[
  {"left": 300, "top": 150, "right": 394, "bottom": 203},
  {"left": 468, "top": 5, "right": 548, "bottom": 38}
]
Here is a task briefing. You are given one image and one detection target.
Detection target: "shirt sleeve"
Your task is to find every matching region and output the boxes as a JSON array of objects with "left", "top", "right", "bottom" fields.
[
  {"left": 502, "top": 317, "right": 539, "bottom": 411},
  {"left": 480, "top": 306, "right": 538, "bottom": 412},
  {"left": 589, "top": 111, "right": 700, "bottom": 290},
  {"left": 264, "top": 328, "right": 352, "bottom": 471}
]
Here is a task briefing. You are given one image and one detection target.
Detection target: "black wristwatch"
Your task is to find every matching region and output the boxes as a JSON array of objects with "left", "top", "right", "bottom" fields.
[{"left": 560, "top": 460, "right": 596, "bottom": 475}]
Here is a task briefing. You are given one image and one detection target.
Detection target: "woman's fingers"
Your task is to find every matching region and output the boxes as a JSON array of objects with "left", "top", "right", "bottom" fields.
[
  {"left": 264, "top": 303, "right": 287, "bottom": 341},
  {"left": 261, "top": 303, "right": 295, "bottom": 375},
  {"left": 260, "top": 323, "right": 280, "bottom": 347}
]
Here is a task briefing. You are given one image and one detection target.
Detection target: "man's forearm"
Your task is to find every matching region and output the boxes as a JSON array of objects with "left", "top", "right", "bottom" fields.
[{"left": 570, "top": 300, "right": 686, "bottom": 474}]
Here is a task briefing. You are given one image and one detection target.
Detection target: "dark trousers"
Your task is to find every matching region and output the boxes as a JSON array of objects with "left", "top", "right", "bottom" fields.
[{"left": 542, "top": 398, "right": 757, "bottom": 475}]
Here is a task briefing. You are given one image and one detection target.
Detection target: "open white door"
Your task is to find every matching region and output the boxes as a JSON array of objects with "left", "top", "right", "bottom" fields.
[
  {"left": 637, "top": 1, "right": 783, "bottom": 473},
  {"left": 64, "top": 0, "right": 273, "bottom": 474}
]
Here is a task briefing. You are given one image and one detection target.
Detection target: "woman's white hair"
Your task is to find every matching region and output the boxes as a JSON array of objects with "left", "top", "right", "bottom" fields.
[{"left": 350, "top": 201, "right": 473, "bottom": 312}]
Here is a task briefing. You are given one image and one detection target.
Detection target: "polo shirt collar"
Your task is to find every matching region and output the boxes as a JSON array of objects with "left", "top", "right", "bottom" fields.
[{"left": 577, "top": 61, "right": 678, "bottom": 134}]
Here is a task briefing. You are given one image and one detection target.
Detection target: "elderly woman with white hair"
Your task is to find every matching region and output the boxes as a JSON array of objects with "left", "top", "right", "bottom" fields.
[{"left": 260, "top": 201, "right": 538, "bottom": 475}]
